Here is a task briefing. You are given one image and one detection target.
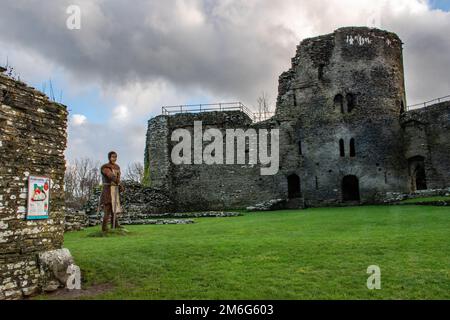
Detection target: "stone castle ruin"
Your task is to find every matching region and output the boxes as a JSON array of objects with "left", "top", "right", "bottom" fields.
[
  {"left": 145, "top": 27, "right": 450, "bottom": 211},
  {"left": 1, "top": 26, "right": 449, "bottom": 299},
  {"left": 0, "top": 68, "right": 78, "bottom": 299}
]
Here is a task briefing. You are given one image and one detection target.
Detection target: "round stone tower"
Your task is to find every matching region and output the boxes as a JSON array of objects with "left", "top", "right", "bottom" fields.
[{"left": 275, "top": 27, "right": 410, "bottom": 206}]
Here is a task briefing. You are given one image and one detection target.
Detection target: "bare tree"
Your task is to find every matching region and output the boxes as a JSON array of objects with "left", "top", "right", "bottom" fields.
[
  {"left": 256, "top": 92, "right": 272, "bottom": 121},
  {"left": 124, "top": 162, "right": 144, "bottom": 183},
  {"left": 65, "top": 157, "right": 101, "bottom": 209}
]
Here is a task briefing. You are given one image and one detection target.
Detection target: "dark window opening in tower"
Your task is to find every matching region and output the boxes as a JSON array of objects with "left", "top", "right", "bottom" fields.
[
  {"left": 346, "top": 93, "right": 355, "bottom": 113},
  {"left": 349, "top": 138, "right": 356, "bottom": 157},
  {"left": 408, "top": 156, "right": 427, "bottom": 191},
  {"left": 334, "top": 94, "right": 344, "bottom": 113},
  {"left": 400, "top": 100, "right": 405, "bottom": 114},
  {"left": 298, "top": 140, "right": 302, "bottom": 155},
  {"left": 293, "top": 92, "right": 297, "bottom": 107},
  {"left": 287, "top": 174, "right": 301, "bottom": 199},
  {"left": 315, "top": 176, "right": 319, "bottom": 190},
  {"left": 339, "top": 139, "right": 345, "bottom": 157},
  {"left": 342, "top": 175, "right": 360, "bottom": 202},
  {"left": 318, "top": 64, "right": 325, "bottom": 80}
]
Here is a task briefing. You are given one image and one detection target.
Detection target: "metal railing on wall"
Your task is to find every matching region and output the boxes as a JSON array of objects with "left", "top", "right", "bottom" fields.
[
  {"left": 407, "top": 95, "right": 450, "bottom": 111},
  {"left": 161, "top": 102, "right": 274, "bottom": 122}
]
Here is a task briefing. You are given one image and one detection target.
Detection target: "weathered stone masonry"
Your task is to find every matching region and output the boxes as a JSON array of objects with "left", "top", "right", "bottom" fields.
[
  {"left": 0, "top": 69, "right": 69, "bottom": 299},
  {"left": 146, "top": 111, "right": 283, "bottom": 211},
  {"left": 401, "top": 101, "right": 450, "bottom": 190},
  {"left": 145, "top": 27, "right": 450, "bottom": 211},
  {"left": 274, "top": 27, "right": 410, "bottom": 206}
]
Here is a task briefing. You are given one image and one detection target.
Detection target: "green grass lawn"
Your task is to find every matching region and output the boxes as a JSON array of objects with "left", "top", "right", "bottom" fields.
[
  {"left": 57, "top": 205, "right": 449, "bottom": 299},
  {"left": 400, "top": 196, "right": 450, "bottom": 203}
]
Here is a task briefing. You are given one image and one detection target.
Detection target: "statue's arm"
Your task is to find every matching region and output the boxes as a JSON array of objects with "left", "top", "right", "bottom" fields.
[{"left": 101, "top": 166, "right": 120, "bottom": 184}]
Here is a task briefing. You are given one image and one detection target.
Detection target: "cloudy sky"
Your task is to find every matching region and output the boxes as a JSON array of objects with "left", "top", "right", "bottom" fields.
[{"left": 0, "top": 0, "right": 449, "bottom": 168}]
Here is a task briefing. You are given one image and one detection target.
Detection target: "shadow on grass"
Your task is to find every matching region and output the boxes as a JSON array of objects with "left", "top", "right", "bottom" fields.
[{"left": 87, "top": 228, "right": 132, "bottom": 238}]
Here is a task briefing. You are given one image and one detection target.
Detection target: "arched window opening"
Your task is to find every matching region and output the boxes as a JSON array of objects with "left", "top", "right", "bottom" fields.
[
  {"left": 349, "top": 138, "right": 356, "bottom": 157},
  {"left": 334, "top": 94, "right": 344, "bottom": 113},
  {"left": 287, "top": 174, "right": 301, "bottom": 199},
  {"left": 342, "top": 175, "right": 360, "bottom": 202},
  {"left": 346, "top": 93, "right": 355, "bottom": 113},
  {"left": 339, "top": 139, "right": 345, "bottom": 157}
]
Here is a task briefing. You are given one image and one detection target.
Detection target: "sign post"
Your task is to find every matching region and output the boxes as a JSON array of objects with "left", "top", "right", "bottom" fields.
[{"left": 27, "top": 176, "right": 50, "bottom": 220}]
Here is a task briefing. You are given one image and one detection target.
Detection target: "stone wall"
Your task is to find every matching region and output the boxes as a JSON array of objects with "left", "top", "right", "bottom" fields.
[
  {"left": 64, "top": 209, "right": 88, "bottom": 232},
  {"left": 401, "top": 101, "right": 450, "bottom": 189},
  {"left": 145, "top": 111, "right": 287, "bottom": 211},
  {"left": 0, "top": 70, "right": 69, "bottom": 299},
  {"left": 144, "top": 115, "right": 171, "bottom": 190}
]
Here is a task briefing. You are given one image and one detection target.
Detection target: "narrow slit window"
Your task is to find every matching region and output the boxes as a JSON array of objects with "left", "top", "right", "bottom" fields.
[
  {"left": 334, "top": 94, "right": 344, "bottom": 113},
  {"left": 298, "top": 140, "right": 302, "bottom": 155},
  {"left": 339, "top": 139, "right": 345, "bottom": 157},
  {"left": 318, "top": 64, "right": 325, "bottom": 80},
  {"left": 350, "top": 138, "right": 356, "bottom": 157},
  {"left": 346, "top": 93, "right": 355, "bottom": 113}
]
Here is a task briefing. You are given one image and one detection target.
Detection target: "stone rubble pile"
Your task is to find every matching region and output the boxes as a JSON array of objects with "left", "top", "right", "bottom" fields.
[
  {"left": 127, "top": 219, "right": 194, "bottom": 225},
  {"left": 151, "top": 211, "right": 243, "bottom": 218},
  {"left": 384, "top": 187, "right": 450, "bottom": 203},
  {"left": 246, "top": 199, "right": 287, "bottom": 211}
]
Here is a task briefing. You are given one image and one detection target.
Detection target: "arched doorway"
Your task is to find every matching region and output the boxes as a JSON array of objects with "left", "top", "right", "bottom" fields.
[
  {"left": 414, "top": 164, "right": 427, "bottom": 190},
  {"left": 408, "top": 156, "right": 427, "bottom": 191},
  {"left": 342, "top": 175, "right": 360, "bottom": 202},
  {"left": 287, "top": 174, "right": 301, "bottom": 199}
]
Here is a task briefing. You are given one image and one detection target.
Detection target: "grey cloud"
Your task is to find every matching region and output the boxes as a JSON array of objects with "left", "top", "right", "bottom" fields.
[
  {"left": 1, "top": 0, "right": 449, "bottom": 167},
  {"left": 0, "top": 0, "right": 295, "bottom": 107},
  {"left": 1, "top": 1, "right": 448, "bottom": 107}
]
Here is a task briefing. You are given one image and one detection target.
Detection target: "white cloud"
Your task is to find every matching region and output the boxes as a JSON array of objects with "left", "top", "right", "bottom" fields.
[
  {"left": 71, "top": 114, "right": 87, "bottom": 126},
  {"left": 175, "top": 0, "right": 205, "bottom": 27},
  {"left": 111, "top": 105, "right": 129, "bottom": 124}
]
